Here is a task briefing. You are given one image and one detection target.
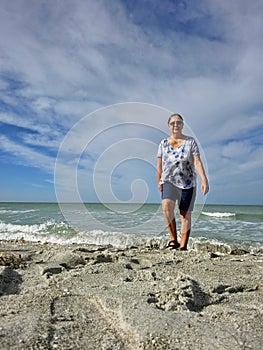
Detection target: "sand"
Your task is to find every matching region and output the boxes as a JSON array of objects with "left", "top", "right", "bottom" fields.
[{"left": 0, "top": 239, "right": 262, "bottom": 349}]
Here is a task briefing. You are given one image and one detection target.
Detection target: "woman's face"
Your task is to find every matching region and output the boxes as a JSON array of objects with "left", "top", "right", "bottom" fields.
[{"left": 168, "top": 116, "right": 184, "bottom": 132}]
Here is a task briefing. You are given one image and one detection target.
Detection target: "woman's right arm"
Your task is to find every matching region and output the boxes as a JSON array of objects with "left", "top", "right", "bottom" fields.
[{"left": 157, "top": 157, "right": 162, "bottom": 193}]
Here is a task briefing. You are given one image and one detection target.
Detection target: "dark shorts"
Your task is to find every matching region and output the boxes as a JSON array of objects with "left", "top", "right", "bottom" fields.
[{"left": 161, "top": 182, "right": 196, "bottom": 212}]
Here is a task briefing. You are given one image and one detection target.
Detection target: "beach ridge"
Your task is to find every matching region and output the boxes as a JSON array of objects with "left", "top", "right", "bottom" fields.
[{"left": 0, "top": 240, "right": 262, "bottom": 349}]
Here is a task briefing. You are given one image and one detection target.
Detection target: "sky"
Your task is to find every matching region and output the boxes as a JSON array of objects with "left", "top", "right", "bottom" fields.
[{"left": 0, "top": 0, "right": 263, "bottom": 205}]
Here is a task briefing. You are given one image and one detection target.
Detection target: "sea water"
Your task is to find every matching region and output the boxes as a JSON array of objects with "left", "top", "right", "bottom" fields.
[{"left": 0, "top": 202, "right": 262, "bottom": 252}]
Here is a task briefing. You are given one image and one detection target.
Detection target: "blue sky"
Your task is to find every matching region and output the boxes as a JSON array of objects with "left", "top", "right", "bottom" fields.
[{"left": 0, "top": 0, "right": 263, "bottom": 205}]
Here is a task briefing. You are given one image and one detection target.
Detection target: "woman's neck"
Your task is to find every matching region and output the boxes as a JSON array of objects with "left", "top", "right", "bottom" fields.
[{"left": 170, "top": 132, "right": 184, "bottom": 140}]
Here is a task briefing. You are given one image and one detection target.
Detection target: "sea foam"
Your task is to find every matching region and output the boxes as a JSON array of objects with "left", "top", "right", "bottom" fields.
[{"left": 202, "top": 211, "right": 236, "bottom": 218}]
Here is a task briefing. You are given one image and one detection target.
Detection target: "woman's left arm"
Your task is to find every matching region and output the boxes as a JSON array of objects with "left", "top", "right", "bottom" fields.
[{"left": 193, "top": 154, "right": 209, "bottom": 195}]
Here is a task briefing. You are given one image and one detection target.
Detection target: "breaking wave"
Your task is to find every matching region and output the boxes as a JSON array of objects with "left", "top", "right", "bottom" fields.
[
  {"left": 202, "top": 212, "right": 236, "bottom": 218},
  {"left": 0, "top": 220, "right": 262, "bottom": 254}
]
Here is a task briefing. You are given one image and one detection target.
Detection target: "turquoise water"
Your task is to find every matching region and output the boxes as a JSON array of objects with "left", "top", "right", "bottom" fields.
[{"left": 0, "top": 202, "right": 262, "bottom": 251}]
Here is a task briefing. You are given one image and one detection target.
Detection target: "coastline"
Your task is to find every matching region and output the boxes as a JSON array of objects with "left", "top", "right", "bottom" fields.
[{"left": 1, "top": 239, "right": 262, "bottom": 349}]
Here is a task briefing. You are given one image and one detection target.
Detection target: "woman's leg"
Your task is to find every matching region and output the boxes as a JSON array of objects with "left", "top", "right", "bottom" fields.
[
  {"left": 162, "top": 199, "right": 178, "bottom": 243},
  {"left": 179, "top": 210, "right": 192, "bottom": 249}
]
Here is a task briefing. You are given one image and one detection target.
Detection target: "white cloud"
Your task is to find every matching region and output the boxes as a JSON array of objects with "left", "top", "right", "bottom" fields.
[
  {"left": 21, "top": 133, "right": 60, "bottom": 150},
  {"left": 0, "top": 135, "right": 55, "bottom": 172},
  {"left": 0, "top": 112, "right": 57, "bottom": 135},
  {"left": 222, "top": 141, "right": 253, "bottom": 159}
]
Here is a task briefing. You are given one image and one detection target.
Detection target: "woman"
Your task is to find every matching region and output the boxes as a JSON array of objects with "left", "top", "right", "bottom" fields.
[{"left": 157, "top": 113, "right": 209, "bottom": 250}]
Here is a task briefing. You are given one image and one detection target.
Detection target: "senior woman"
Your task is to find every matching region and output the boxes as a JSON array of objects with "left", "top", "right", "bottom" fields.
[{"left": 157, "top": 113, "right": 209, "bottom": 250}]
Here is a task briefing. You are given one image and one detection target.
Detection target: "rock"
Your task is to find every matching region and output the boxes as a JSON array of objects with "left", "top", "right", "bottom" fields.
[
  {"left": 147, "top": 273, "right": 210, "bottom": 312},
  {"left": 40, "top": 264, "right": 64, "bottom": 276},
  {"left": 210, "top": 253, "right": 220, "bottom": 258},
  {"left": 230, "top": 247, "right": 249, "bottom": 255},
  {"left": 0, "top": 253, "right": 24, "bottom": 268},
  {"left": 194, "top": 242, "right": 230, "bottom": 254},
  {"left": 93, "top": 253, "right": 113, "bottom": 264},
  {"left": 50, "top": 252, "right": 86, "bottom": 269}
]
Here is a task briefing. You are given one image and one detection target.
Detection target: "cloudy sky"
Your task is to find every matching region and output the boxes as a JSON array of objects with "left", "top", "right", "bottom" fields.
[{"left": 0, "top": 0, "right": 262, "bottom": 205}]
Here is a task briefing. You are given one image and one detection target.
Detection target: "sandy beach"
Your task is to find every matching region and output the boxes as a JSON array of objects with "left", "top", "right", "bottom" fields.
[{"left": 0, "top": 239, "right": 262, "bottom": 349}]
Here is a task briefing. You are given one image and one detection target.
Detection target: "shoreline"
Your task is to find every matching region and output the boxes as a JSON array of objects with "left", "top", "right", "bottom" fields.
[
  {"left": 1, "top": 239, "right": 263, "bottom": 349},
  {"left": 1, "top": 234, "right": 262, "bottom": 255}
]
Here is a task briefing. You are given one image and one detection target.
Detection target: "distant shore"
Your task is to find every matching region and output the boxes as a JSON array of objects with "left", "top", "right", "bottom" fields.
[{"left": 0, "top": 239, "right": 262, "bottom": 349}]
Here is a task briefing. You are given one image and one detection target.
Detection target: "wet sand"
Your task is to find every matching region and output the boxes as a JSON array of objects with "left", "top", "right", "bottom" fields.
[{"left": 0, "top": 239, "right": 262, "bottom": 349}]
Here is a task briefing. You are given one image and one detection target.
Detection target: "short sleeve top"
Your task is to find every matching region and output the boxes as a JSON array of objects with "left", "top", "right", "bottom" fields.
[{"left": 157, "top": 136, "right": 199, "bottom": 189}]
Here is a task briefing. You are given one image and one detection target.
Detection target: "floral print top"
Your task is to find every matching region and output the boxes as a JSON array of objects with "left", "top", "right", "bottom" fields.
[{"left": 157, "top": 136, "right": 199, "bottom": 189}]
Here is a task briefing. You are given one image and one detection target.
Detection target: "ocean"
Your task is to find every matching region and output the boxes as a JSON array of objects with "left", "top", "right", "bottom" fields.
[{"left": 0, "top": 202, "right": 262, "bottom": 253}]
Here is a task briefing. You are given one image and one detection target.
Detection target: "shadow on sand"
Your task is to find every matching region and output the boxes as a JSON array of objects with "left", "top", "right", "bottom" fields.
[{"left": 0, "top": 267, "right": 22, "bottom": 296}]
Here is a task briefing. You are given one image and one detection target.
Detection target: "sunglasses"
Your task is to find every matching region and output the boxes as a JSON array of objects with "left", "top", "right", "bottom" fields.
[{"left": 169, "top": 121, "right": 183, "bottom": 126}]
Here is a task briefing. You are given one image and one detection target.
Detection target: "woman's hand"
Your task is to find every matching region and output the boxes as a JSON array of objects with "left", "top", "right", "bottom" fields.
[
  {"left": 194, "top": 155, "right": 209, "bottom": 195},
  {"left": 158, "top": 183, "right": 162, "bottom": 194},
  {"left": 201, "top": 181, "right": 209, "bottom": 195}
]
